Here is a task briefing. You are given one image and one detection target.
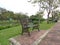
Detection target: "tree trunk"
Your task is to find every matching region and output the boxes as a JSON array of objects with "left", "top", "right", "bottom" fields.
[
  {"left": 47, "top": 10, "right": 50, "bottom": 24},
  {"left": 52, "top": 13, "right": 54, "bottom": 22}
]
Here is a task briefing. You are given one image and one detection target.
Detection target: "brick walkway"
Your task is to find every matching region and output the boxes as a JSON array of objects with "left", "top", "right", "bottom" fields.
[
  {"left": 38, "top": 22, "right": 60, "bottom": 45},
  {"left": 10, "top": 30, "right": 46, "bottom": 45}
]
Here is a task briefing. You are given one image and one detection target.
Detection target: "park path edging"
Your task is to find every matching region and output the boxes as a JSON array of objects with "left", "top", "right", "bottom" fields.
[
  {"left": 9, "top": 38, "right": 21, "bottom": 45},
  {"left": 32, "top": 29, "right": 51, "bottom": 45}
]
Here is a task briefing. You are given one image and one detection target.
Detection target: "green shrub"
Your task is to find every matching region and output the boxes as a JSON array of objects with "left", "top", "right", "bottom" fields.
[
  {"left": 40, "top": 18, "right": 45, "bottom": 23},
  {"left": 0, "top": 26, "right": 6, "bottom": 30},
  {"left": 0, "top": 24, "right": 19, "bottom": 30}
]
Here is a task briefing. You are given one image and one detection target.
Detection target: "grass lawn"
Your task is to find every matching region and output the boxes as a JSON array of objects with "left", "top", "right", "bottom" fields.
[
  {"left": 0, "top": 26, "right": 22, "bottom": 45},
  {"left": 0, "top": 22, "right": 55, "bottom": 45},
  {"left": 40, "top": 21, "right": 55, "bottom": 30}
]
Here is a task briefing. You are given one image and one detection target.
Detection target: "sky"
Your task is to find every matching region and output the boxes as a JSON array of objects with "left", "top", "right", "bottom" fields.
[{"left": 0, "top": 0, "right": 39, "bottom": 16}]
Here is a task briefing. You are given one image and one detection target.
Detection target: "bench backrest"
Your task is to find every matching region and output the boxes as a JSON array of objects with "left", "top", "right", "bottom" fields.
[{"left": 20, "top": 17, "right": 29, "bottom": 28}]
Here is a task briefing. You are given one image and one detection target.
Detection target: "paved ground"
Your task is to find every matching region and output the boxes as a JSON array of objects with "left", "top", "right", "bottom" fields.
[
  {"left": 38, "top": 22, "right": 60, "bottom": 45},
  {"left": 13, "top": 30, "right": 46, "bottom": 45}
]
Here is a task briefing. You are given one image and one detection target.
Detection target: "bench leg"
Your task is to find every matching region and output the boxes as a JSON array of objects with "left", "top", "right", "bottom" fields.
[
  {"left": 27, "top": 29, "right": 31, "bottom": 36},
  {"left": 38, "top": 28, "right": 40, "bottom": 31},
  {"left": 28, "top": 31, "right": 31, "bottom": 36},
  {"left": 21, "top": 28, "right": 24, "bottom": 35}
]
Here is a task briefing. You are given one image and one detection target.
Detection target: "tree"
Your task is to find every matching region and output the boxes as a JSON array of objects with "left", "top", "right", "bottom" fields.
[
  {"left": 1, "top": 11, "right": 14, "bottom": 20},
  {"left": 0, "top": 7, "right": 7, "bottom": 20},
  {"left": 36, "top": 11, "right": 45, "bottom": 23},
  {"left": 30, "top": 11, "right": 45, "bottom": 23},
  {"left": 29, "top": 0, "right": 60, "bottom": 23},
  {"left": 54, "top": 11, "right": 60, "bottom": 20},
  {"left": 13, "top": 13, "right": 29, "bottom": 23}
]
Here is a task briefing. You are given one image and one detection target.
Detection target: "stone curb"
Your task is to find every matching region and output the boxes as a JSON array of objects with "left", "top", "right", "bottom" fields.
[
  {"left": 32, "top": 29, "right": 51, "bottom": 45},
  {"left": 9, "top": 38, "right": 21, "bottom": 45}
]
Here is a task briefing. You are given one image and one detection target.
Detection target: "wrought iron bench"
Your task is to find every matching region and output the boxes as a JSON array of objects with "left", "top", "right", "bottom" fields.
[{"left": 19, "top": 15, "right": 40, "bottom": 36}]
